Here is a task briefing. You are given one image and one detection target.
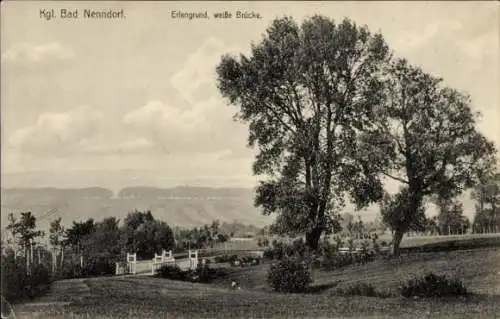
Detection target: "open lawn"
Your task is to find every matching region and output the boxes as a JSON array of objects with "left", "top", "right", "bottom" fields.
[{"left": 13, "top": 245, "right": 500, "bottom": 318}]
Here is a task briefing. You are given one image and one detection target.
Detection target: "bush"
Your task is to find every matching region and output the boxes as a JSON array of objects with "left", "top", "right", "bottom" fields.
[
  {"left": 158, "top": 264, "right": 187, "bottom": 281},
  {"left": 84, "top": 258, "right": 115, "bottom": 276},
  {"left": 263, "top": 248, "right": 274, "bottom": 260},
  {"left": 262, "top": 239, "right": 310, "bottom": 261},
  {"left": 291, "top": 238, "right": 308, "bottom": 258},
  {"left": 400, "top": 272, "right": 468, "bottom": 298},
  {"left": 320, "top": 253, "right": 354, "bottom": 270},
  {"left": 337, "top": 282, "right": 377, "bottom": 297},
  {"left": 1, "top": 253, "right": 52, "bottom": 302},
  {"left": 1, "top": 254, "right": 28, "bottom": 302},
  {"left": 193, "top": 264, "right": 229, "bottom": 283},
  {"left": 61, "top": 262, "right": 83, "bottom": 279},
  {"left": 335, "top": 282, "right": 394, "bottom": 298},
  {"left": 214, "top": 254, "right": 238, "bottom": 263},
  {"left": 267, "top": 258, "right": 312, "bottom": 293},
  {"left": 158, "top": 264, "right": 228, "bottom": 283}
]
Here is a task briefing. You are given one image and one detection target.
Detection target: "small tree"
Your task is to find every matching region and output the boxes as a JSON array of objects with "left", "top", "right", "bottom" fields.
[
  {"left": 7, "top": 212, "right": 44, "bottom": 275},
  {"left": 471, "top": 171, "right": 500, "bottom": 233},
  {"left": 49, "top": 217, "right": 65, "bottom": 274},
  {"left": 122, "top": 211, "right": 174, "bottom": 259},
  {"left": 436, "top": 198, "right": 470, "bottom": 235}
]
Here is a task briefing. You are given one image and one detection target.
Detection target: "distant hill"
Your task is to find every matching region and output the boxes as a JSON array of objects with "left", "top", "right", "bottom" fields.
[
  {"left": 0, "top": 186, "right": 272, "bottom": 231},
  {"left": 0, "top": 186, "right": 478, "bottom": 233}
]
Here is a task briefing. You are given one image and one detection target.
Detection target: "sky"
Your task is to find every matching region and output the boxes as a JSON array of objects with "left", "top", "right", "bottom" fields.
[{"left": 1, "top": 1, "right": 499, "bottom": 191}]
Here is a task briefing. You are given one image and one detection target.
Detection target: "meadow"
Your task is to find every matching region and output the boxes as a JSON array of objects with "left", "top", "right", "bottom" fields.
[{"left": 12, "top": 235, "right": 500, "bottom": 318}]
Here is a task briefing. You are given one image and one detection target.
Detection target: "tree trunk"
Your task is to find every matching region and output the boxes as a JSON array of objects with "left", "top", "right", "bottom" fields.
[
  {"left": 305, "top": 227, "right": 322, "bottom": 251},
  {"left": 392, "top": 229, "right": 404, "bottom": 257},
  {"left": 52, "top": 249, "right": 56, "bottom": 274},
  {"left": 60, "top": 247, "right": 64, "bottom": 272}
]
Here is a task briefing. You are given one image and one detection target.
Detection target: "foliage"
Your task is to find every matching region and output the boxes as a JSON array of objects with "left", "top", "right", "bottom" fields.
[
  {"left": 369, "top": 59, "right": 496, "bottom": 255},
  {"left": 64, "top": 218, "right": 96, "bottom": 253},
  {"left": 6, "top": 211, "right": 45, "bottom": 249},
  {"left": 49, "top": 217, "right": 65, "bottom": 248},
  {"left": 319, "top": 251, "right": 376, "bottom": 271},
  {"left": 174, "top": 220, "right": 230, "bottom": 251},
  {"left": 335, "top": 283, "right": 377, "bottom": 297},
  {"left": 214, "top": 254, "right": 239, "bottom": 263},
  {"left": 400, "top": 272, "right": 468, "bottom": 298},
  {"left": 157, "top": 264, "right": 187, "bottom": 281},
  {"left": 82, "top": 217, "right": 123, "bottom": 259},
  {"left": 49, "top": 217, "right": 65, "bottom": 274},
  {"left": 472, "top": 171, "right": 500, "bottom": 233},
  {"left": 436, "top": 199, "right": 470, "bottom": 235},
  {"left": 1, "top": 251, "right": 28, "bottom": 302},
  {"left": 263, "top": 238, "right": 311, "bottom": 260},
  {"left": 157, "top": 264, "right": 228, "bottom": 283},
  {"left": 122, "top": 211, "right": 175, "bottom": 259},
  {"left": 333, "top": 235, "right": 344, "bottom": 251},
  {"left": 267, "top": 258, "right": 312, "bottom": 293},
  {"left": 257, "top": 237, "right": 270, "bottom": 247},
  {"left": 1, "top": 250, "right": 52, "bottom": 303},
  {"left": 84, "top": 257, "right": 115, "bottom": 276},
  {"left": 216, "top": 15, "right": 390, "bottom": 250}
]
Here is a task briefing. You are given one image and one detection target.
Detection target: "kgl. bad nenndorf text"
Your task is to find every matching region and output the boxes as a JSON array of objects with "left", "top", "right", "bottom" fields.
[{"left": 39, "top": 8, "right": 126, "bottom": 20}]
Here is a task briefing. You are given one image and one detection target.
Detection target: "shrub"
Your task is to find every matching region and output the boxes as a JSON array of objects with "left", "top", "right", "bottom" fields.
[
  {"left": 214, "top": 254, "right": 237, "bottom": 263},
  {"left": 1, "top": 254, "right": 28, "bottom": 302},
  {"left": 347, "top": 238, "right": 355, "bottom": 252},
  {"left": 1, "top": 253, "right": 52, "bottom": 302},
  {"left": 158, "top": 264, "right": 228, "bottom": 283},
  {"left": 158, "top": 264, "right": 187, "bottom": 281},
  {"left": 267, "top": 258, "right": 312, "bottom": 293},
  {"left": 333, "top": 235, "right": 343, "bottom": 252},
  {"left": 336, "top": 282, "right": 377, "bottom": 297},
  {"left": 194, "top": 264, "right": 229, "bottom": 283},
  {"left": 371, "top": 234, "right": 380, "bottom": 253},
  {"left": 84, "top": 258, "right": 115, "bottom": 276},
  {"left": 291, "top": 238, "right": 308, "bottom": 258},
  {"left": 400, "top": 272, "right": 468, "bottom": 298},
  {"left": 257, "top": 237, "right": 270, "bottom": 248},
  {"left": 335, "top": 282, "right": 394, "bottom": 298},
  {"left": 321, "top": 253, "right": 354, "bottom": 270},
  {"left": 263, "top": 248, "right": 274, "bottom": 260}
]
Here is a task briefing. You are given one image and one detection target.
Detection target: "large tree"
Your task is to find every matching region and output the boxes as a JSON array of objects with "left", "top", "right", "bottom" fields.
[
  {"left": 367, "top": 59, "right": 496, "bottom": 255},
  {"left": 216, "top": 16, "right": 391, "bottom": 250}
]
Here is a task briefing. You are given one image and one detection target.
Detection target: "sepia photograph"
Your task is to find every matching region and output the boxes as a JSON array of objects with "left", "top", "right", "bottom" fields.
[{"left": 1, "top": 1, "right": 499, "bottom": 318}]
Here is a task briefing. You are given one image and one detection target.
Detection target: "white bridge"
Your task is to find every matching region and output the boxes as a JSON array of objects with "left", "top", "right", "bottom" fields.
[{"left": 115, "top": 250, "right": 199, "bottom": 276}]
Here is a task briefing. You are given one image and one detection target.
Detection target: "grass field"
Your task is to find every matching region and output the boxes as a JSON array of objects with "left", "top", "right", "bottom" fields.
[{"left": 12, "top": 236, "right": 500, "bottom": 318}]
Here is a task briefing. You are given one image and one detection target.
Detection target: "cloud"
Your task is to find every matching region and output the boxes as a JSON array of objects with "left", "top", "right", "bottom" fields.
[
  {"left": 392, "top": 19, "right": 498, "bottom": 64},
  {"left": 8, "top": 106, "right": 104, "bottom": 155},
  {"left": 122, "top": 97, "right": 249, "bottom": 156},
  {"left": 1, "top": 42, "right": 75, "bottom": 64},
  {"left": 459, "top": 31, "right": 498, "bottom": 61},
  {"left": 394, "top": 23, "right": 441, "bottom": 50},
  {"left": 123, "top": 100, "right": 209, "bottom": 133},
  {"left": 78, "top": 137, "right": 158, "bottom": 155},
  {"left": 169, "top": 37, "right": 240, "bottom": 105}
]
